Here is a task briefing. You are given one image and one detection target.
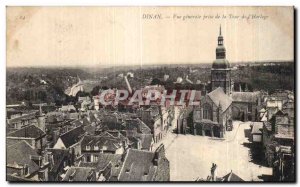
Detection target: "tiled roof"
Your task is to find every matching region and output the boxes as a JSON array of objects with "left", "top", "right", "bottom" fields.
[
  {"left": 7, "top": 112, "right": 37, "bottom": 124},
  {"left": 82, "top": 117, "right": 91, "bottom": 126},
  {"left": 222, "top": 171, "right": 244, "bottom": 181},
  {"left": 59, "top": 126, "right": 85, "bottom": 148},
  {"left": 7, "top": 141, "right": 40, "bottom": 175},
  {"left": 46, "top": 148, "right": 70, "bottom": 173},
  {"left": 275, "top": 124, "right": 294, "bottom": 140},
  {"left": 72, "top": 119, "right": 83, "bottom": 127},
  {"left": 118, "top": 149, "right": 157, "bottom": 181},
  {"left": 80, "top": 153, "right": 122, "bottom": 177},
  {"left": 124, "top": 119, "right": 151, "bottom": 134},
  {"left": 251, "top": 122, "right": 263, "bottom": 134},
  {"left": 62, "top": 167, "right": 95, "bottom": 181},
  {"left": 89, "top": 114, "right": 98, "bottom": 123},
  {"left": 84, "top": 125, "right": 96, "bottom": 135},
  {"left": 7, "top": 174, "right": 37, "bottom": 182},
  {"left": 81, "top": 135, "right": 123, "bottom": 152},
  {"left": 208, "top": 87, "right": 232, "bottom": 112},
  {"left": 7, "top": 125, "right": 45, "bottom": 139},
  {"left": 138, "top": 134, "right": 153, "bottom": 150},
  {"left": 232, "top": 91, "right": 260, "bottom": 103}
]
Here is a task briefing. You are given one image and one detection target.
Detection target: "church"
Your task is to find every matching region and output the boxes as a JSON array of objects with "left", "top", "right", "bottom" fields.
[
  {"left": 193, "top": 26, "right": 262, "bottom": 138},
  {"left": 193, "top": 26, "right": 233, "bottom": 138}
]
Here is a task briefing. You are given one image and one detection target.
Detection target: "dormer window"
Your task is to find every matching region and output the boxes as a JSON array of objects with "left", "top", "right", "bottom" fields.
[
  {"left": 94, "top": 145, "right": 99, "bottom": 151},
  {"left": 125, "top": 169, "right": 130, "bottom": 173},
  {"left": 86, "top": 145, "right": 90, "bottom": 150}
]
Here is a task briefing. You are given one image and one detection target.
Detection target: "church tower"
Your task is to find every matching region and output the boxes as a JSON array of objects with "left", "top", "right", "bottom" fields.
[{"left": 211, "top": 25, "right": 231, "bottom": 95}]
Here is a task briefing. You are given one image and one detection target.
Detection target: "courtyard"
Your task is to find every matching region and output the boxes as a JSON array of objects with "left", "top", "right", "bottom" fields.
[{"left": 158, "top": 121, "right": 272, "bottom": 181}]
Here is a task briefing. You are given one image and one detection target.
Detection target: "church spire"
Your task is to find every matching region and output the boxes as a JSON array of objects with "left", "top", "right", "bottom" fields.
[{"left": 218, "top": 25, "right": 224, "bottom": 46}]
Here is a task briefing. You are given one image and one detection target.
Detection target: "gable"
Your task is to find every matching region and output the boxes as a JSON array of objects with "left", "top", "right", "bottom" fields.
[{"left": 53, "top": 138, "right": 66, "bottom": 149}]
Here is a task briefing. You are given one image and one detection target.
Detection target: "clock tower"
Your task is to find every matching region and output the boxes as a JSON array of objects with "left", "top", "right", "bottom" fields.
[{"left": 211, "top": 25, "right": 231, "bottom": 95}]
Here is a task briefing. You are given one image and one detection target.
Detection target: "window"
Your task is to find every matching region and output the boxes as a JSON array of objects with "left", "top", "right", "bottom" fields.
[
  {"left": 203, "top": 104, "right": 212, "bottom": 120},
  {"left": 86, "top": 155, "right": 91, "bottom": 162},
  {"left": 94, "top": 155, "right": 98, "bottom": 162},
  {"left": 94, "top": 145, "right": 99, "bottom": 151},
  {"left": 86, "top": 145, "right": 90, "bottom": 151}
]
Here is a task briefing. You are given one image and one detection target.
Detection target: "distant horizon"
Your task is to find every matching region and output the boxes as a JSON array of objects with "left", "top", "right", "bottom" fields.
[{"left": 6, "top": 59, "right": 294, "bottom": 69}]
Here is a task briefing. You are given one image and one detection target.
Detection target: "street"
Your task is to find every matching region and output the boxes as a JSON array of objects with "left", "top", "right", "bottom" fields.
[{"left": 158, "top": 120, "right": 272, "bottom": 181}]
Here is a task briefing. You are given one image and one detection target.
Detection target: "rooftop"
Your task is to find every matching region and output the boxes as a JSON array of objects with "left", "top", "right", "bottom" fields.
[
  {"left": 7, "top": 125, "right": 45, "bottom": 139},
  {"left": 207, "top": 87, "right": 232, "bottom": 112}
]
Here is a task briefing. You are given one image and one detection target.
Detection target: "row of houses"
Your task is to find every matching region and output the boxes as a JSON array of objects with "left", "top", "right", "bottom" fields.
[
  {"left": 247, "top": 90, "right": 294, "bottom": 182},
  {"left": 6, "top": 103, "right": 172, "bottom": 182}
]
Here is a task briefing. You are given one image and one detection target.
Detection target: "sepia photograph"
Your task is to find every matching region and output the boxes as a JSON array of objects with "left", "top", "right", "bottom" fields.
[{"left": 5, "top": 6, "right": 295, "bottom": 182}]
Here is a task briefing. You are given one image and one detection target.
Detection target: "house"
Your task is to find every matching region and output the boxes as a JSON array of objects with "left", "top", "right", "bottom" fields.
[
  {"left": 105, "top": 129, "right": 153, "bottom": 151},
  {"left": 139, "top": 106, "right": 164, "bottom": 143},
  {"left": 177, "top": 107, "right": 194, "bottom": 134},
  {"left": 79, "top": 153, "right": 123, "bottom": 181},
  {"left": 7, "top": 141, "right": 49, "bottom": 181},
  {"left": 81, "top": 135, "right": 126, "bottom": 163},
  {"left": 250, "top": 122, "right": 263, "bottom": 143},
  {"left": 45, "top": 148, "right": 73, "bottom": 181},
  {"left": 136, "top": 134, "right": 154, "bottom": 151},
  {"left": 231, "top": 91, "right": 261, "bottom": 121},
  {"left": 260, "top": 91, "right": 295, "bottom": 181},
  {"left": 6, "top": 111, "right": 43, "bottom": 132},
  {"left": 118, "top": 144, "right": 170, "bottom": 181},
  {"left": 53, "top": 126, "right": 85, "bottom": 162},
  {"left": 62, "top": 167, "right": 96, "bottom": 181},
  {"left": 7, "top": 125, "right": 46, "bottom": 152},
  {"left": 123, "top": 118, "right": 152, "bottom": 135},
  {"left": 273, "top": 145, "right": 295, "bottom": 181},
  {"left": 193, "top": 87, "right": 232, "bottom": 138}
]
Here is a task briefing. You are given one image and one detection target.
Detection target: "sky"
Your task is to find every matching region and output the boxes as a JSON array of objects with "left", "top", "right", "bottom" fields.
[{"left": 7, "top": 6, "right": 294, "bottom": 67}]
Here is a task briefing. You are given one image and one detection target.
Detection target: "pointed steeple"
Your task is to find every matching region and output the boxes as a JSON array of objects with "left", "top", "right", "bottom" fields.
[{"left": 218, "top": 25, "right": 224, "bottom": 46}]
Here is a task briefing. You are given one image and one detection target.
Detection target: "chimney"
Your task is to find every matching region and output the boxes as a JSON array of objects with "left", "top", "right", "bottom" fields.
[
  {"left": 46, "top": 152, "right": 54, "bottom": 169},
  {"left": 23, "top": 164, "right": 29, "bottom": 176},
  {"left": 39, "top": 104, "right": 43, "bottom": 116}
]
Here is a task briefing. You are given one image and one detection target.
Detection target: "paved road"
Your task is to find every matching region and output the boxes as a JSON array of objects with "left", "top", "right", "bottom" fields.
[{"left": 160, "top": 121, "right": 272, "bottom": 181}]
